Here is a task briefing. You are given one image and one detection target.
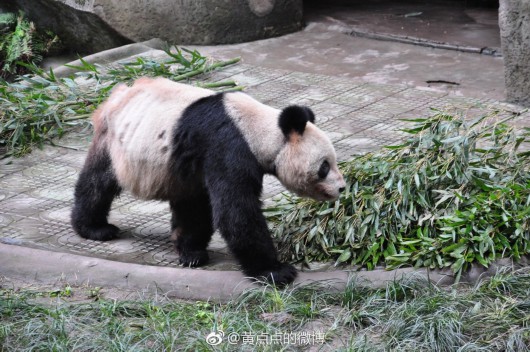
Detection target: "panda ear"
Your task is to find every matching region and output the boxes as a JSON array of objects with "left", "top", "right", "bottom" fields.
[{"left": 278, "top": 105, "right": 316, "bottom": 137}]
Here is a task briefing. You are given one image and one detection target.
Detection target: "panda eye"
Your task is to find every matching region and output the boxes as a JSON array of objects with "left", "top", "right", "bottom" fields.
[{"left": 318, "top": 160, "right": 330, "bottom": 179}]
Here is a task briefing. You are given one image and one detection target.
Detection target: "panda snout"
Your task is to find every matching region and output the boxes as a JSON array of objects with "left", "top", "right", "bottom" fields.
[{"left": 336, "top": 173, "right": 346, "bottom": 194}]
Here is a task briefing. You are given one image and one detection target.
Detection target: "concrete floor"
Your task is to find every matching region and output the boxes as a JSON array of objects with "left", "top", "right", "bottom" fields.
[
  {"left": 192, "top": 1, "right": 505, "bottom": 101},
  {"left": 3, "top": 1, "right": 522, "bottom": 299},
  {"left": 42, "top": 1, "right": 506, "bottom": 101},
  {"left": 305, "top": 0, "right": 501, "bottom": 50}
]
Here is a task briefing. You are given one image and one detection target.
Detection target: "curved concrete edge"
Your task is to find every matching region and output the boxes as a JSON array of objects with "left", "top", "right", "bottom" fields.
[
  {"left": 0, "top": 243, "right": 410, "bottom": 301},
  {"left": 1, "top": 243, "right": 527, "bottom": 302},
  {"left": 52, "top": 38, "right": 167, "bottom": 78},
  {"left": 0, "top": 243, "right": 253, "bottom": 302}
]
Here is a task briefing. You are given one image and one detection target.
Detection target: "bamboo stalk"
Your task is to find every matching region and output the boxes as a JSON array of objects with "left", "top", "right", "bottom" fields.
[
  {"left": 199, "top": 80, "right": 237, "bottom": 89},
  {"left": 219, "top": 86, "right": 246, "bottom": 92},
  {"left": 173, "top": 58, "right": 241, "bottom": 81}
]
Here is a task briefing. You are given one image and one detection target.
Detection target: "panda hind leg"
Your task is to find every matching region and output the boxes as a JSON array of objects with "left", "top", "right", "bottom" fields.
[
  {"left": 170, "top": 194, "right": 213, "bottom": 268},
  {"left": 71, "top": 146, "right": 121, "bottom": 241}
]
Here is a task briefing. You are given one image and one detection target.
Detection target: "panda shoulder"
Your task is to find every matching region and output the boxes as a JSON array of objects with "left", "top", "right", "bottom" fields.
[{"left": 223, "top": 91, "right": 279, "bottom": 121}]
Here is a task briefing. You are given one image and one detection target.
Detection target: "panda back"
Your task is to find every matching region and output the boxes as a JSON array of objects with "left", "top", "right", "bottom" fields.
[{"left": 102, "top": 78, "right": 214, "bottom": 199}]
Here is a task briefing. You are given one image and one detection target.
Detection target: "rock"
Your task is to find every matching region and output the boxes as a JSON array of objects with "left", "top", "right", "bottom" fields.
[
  {"left": 9, "top": 0, "right": 303, "bottom": 55},
  {"left": 7, "top": 0, "right": 132, "bottom": 54},
  {"left": 499, "top": 0, "right": 530, "bottom": 107},
  {"left": 90, "top": 0, "right": 304, "bottom": 45}
]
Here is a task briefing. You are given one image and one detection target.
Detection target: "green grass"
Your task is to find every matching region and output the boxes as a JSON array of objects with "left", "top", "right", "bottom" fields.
[
  {"left": 1, "top": 268, "right": 529, "bottom": 351},
  {"left": 0, "top": 46, "right": 240, "bottom": 157},
  {"left": 267, "top": 109, "right": 530, "bottom": 280}
]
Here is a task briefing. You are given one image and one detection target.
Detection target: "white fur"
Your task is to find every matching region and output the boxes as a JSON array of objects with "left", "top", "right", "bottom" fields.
[
  {"left": 223, "top": 92, "right": 345, "bottom": 201},
  {"left": 94, "top": 77, "right": 345, "bottom": 201},
  {"left": 98, "top": 78, "right": 214, "bottom": 199},
  {"left": 275, "top": 123, "right": 345, "bottom": 201},
  {"left": 223, "top": 92, "right": 285, "bottom": 171}
]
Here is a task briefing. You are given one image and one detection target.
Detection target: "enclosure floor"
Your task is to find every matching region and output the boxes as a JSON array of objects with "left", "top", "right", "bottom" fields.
[
  {"left": 2, "top": 3, "right": 526, "bottom": 292},
  {"left": 1, "top": 63, "right": 527, "bottom": 272}
]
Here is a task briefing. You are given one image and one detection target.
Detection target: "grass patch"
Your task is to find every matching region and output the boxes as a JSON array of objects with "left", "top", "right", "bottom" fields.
[
  {"left": 1, "top": 268, "right": 529, "bottom": 351},
  {"left": 340, "top": 268, "right": 530, "bottom": 351},
  {"left": 267, "top": 109, "right": 530, "bottom": 279},
  {"left": 0, "top": 282, "right": 339, "bottom": 351},
  {"left": 0, "top": 46, "right": 240, "bottom": 156}
]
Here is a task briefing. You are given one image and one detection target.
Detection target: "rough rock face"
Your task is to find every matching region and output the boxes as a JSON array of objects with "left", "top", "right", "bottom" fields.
[
  {"left": 7, "top": 0, "right": 132, "bottom": 54},
  {"left": 10, "top": 0, "right": 303, "bottom": 54},
  {"left": 499, "top": 0, "right": 530, "bottom": 106}
]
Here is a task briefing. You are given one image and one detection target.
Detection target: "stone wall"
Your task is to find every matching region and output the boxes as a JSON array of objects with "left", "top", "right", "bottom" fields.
[
  {"left": 9, "top": 0, "right": 303, "bottom": 55},
  {"left": 499, "top": 0, "right": 530, "bottom": 107},
  {"left": 6, "top": 0, "right": 132, "bottom": 54},
  {"left": 91, "top": 0, "right": 303, "bottom": 45}
]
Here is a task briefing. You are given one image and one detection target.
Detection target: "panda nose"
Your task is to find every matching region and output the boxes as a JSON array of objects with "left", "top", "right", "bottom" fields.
[{"left": 339, "top": 187, "right": 345, "bottom": 193}]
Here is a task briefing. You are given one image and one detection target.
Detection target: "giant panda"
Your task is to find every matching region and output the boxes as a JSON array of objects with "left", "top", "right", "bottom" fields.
[{"left": 71, "top": 77, "right": 346, "bottom": 286}]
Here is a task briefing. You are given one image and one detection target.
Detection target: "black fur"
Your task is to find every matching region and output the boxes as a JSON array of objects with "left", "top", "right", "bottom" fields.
[
  {"left": 71, "top": 93, "right": 297, "bottom": 286},
  {"left": 278, "top": 105, "right": 315, "bottom": 136},
  {"left": 71, "top": 144, "right": 122, "bottom": 241},
  {"left": 170, "top": 193, "right": 213, "bottom": 268},
  {"left": 302, "top": 106, "right": 316, "bottom": 124},
  {"left": 171, "top": 94, "right": 296, "bottom": 285}
]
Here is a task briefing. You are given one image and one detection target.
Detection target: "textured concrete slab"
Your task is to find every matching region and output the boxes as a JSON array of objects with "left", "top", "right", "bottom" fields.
[
  {"left": 1, "top": 60, "right": 527, "bottom": 281},
  {"left": 190, "top": 22, "right": 505, "bottom": 101}
]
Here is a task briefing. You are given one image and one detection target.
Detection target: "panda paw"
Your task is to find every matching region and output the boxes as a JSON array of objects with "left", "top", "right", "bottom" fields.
[
  {"left": 252, "top": 262, "right": 298, "bottom": 287},
  {"left": 179, "top": 250, "right": 209, "bottom": 268},
  {"left": 78, "top": 224, "right": 120, "bottom": 241}
]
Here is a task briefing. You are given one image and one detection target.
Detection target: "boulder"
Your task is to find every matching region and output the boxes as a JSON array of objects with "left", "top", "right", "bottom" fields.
[
  {"left": 6, "top": 0, "right": 132, "bottom": 54},
  {"left": 499, "top": 0, "right": 530, "bottom": 106},
  {"left": 9, "top": 0, "right": 303, "bottom": 55}
]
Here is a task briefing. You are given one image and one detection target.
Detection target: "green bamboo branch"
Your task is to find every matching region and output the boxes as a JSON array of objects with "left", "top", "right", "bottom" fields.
[
  {"left": 219, "top": 86, "right": 246, "bottom": 92},
  {"left": 198, "top": 80, "right": 237, "bottom": 89},
  {"left": 173, "top": 57, "right": 241, "bottom": 81},
  {"left": 1, "top": 49, "right": 243, "bottom": 156}
]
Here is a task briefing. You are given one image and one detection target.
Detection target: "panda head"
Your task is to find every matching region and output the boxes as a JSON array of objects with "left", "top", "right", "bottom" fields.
[{"left": 275, "top": 106, "right": 346, "bottom": 201}]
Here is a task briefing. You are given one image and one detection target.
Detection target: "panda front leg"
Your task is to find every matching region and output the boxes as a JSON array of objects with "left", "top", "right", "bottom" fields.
[
  {"left": 207, "top": 183, "right": 297, "bottom": 286},
  {"left": 71, "top": 145, "right": 121, "bottom": 241},
  {"left": 170, "top": 194, "right": 214, "bottom": 267}
]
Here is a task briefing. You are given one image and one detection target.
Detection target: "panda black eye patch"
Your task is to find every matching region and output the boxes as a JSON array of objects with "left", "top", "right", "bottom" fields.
[{"left": 318, "top": 160, "right": 330, "bottom": 179}]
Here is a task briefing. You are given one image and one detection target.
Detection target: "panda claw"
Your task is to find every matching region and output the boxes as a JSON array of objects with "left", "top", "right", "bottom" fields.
[
  {"left": 248, "top": 262, "right": 298, "bottom": 287},
  {"left": 178, "top": 250, "right": 209, "bottom": 268}
]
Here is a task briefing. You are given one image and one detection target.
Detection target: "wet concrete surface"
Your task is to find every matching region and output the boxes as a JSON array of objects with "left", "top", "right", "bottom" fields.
[
  {"left": 305, "top": 0, "right": 501, "bottom": 51},
  {"left": 191, "top": 1, "right": 505, "bottom": 101}
]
